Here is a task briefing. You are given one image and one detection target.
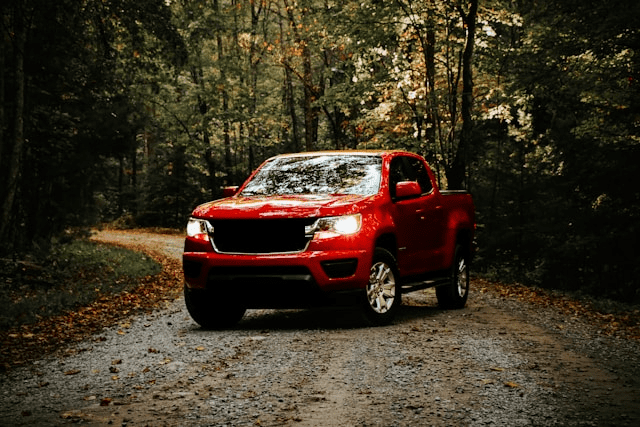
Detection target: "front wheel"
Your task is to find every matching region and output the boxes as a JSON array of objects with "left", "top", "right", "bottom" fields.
[
  {"left": 436, "top": 245, "right": 470, "bottom": 309},
  {"left": 361, "top": 248, "right": 401, "bottom": 326},
  {"left": 184, "top": 285, "right": 246, "bottom": 329}
]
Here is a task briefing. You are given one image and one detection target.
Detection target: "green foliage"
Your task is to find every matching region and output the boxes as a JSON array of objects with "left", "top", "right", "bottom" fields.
[
  {"left": 0, "top": 0, "right": 186, "bottom": 252},
  {"left": 0, "top": 239, "right": 161, "bottom": 328},
  {"left": 2, "top": 0, "right": 638, "bottom": 302},
  {"left": 54, "top": 239, "right": 161, "bottom": 279},
  {"left": 470, "top": 0, "right": 640, "bottom": 302}
]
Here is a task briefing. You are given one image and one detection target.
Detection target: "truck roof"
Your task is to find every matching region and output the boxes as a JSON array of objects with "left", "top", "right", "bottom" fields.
[{"left": 267, "top": 149, "right": 418, "bottom": 160}]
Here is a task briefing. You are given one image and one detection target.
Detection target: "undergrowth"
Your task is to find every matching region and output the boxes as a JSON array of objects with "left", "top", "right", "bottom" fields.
[{"left": 0, "top": 239, "right": 161, "bottom": 329}]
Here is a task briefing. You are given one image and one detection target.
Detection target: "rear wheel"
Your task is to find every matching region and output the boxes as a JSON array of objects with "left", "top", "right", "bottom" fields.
[
  {"left": 436, "top": 245, "right": 469, "bottom": 309},
  {"left": 361, "top": 248, "right": 401, "bottom": 326},
  {"left": 184, "top": 285, "right": 246, "bottom": 329}
]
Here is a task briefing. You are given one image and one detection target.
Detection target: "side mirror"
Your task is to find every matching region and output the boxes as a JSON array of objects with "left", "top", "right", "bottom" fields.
[
  {"left": 395, "top": 181, "right": 422, "bottom": 199},
  {"left": 222, "top": 186, "right": 239, "bottom": 198}
]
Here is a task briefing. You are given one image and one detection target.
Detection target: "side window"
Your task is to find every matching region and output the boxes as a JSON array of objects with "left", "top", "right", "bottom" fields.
[
  {"left": 389, "top": 156, "right": 433, "bottom": 199},
  {"left": 409, "top": 158, "right": 433, "bottom": 194},
  {"left": 389, "top": 157, "right": 408, "bottom": 199}
]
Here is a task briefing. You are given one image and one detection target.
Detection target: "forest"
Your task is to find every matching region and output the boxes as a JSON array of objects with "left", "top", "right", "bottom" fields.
[{"left": 1, "top": 0, "right": 638, "bottom": 302}]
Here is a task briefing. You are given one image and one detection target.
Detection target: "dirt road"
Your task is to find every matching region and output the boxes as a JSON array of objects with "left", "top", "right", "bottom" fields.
[{"left": 1, "top": 230, "right": 639, "bottom": 426}]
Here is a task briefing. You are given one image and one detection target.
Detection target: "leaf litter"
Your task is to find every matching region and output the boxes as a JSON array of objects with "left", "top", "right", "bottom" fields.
[{"left": 0, "top": 242, "right": 183, "bottom": 371}]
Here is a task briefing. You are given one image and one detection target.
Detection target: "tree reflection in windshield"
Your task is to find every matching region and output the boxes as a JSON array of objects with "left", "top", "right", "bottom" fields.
[{"left": 241, "top": 154, "right": 382, "bottom": 196}]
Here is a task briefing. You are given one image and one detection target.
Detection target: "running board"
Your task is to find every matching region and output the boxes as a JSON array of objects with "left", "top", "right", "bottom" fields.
[{"left": 401, "top": 277, "right": 450, "bottom": 293}]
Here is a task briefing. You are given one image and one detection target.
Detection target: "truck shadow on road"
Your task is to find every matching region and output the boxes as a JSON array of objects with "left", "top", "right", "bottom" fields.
[{"left": 187, "top": 300, "right": 449, "bottom": 332}]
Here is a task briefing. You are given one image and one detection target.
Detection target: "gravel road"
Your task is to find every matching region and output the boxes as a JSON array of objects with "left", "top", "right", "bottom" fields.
[{"left": 1, "top": 230, "right": 639, "bottom": 426}]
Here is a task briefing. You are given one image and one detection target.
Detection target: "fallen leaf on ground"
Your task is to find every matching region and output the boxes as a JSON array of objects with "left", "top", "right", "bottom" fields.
[{"left": 0, "top": 244, "right": 183, "bottom": 370}]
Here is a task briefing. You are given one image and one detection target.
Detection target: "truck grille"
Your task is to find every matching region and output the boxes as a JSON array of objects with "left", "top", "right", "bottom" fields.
[{"left": 210, "top": 219, "right": 316, "bottom": 254}]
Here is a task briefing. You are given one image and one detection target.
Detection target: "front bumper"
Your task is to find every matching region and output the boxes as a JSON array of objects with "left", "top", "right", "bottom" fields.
[{"left": 183, "top": 238, "right": 372, "bottom": 308}]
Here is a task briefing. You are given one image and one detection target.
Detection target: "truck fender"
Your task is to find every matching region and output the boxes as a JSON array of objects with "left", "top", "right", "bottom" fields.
[{"left": 443, "top": 209, "right": 474, "bottom": 268}]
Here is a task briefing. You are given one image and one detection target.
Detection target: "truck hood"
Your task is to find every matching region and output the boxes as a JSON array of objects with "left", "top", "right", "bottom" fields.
[{"left": 192, "top": 194, "right": 375, "bottom": 220}]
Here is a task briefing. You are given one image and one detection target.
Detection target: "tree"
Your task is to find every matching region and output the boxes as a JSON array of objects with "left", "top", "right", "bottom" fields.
[
  {"left": 4, "top": 0, "right": 635, "bottom": 302},
  {"left": 470, "top": 0, "right": 640, "bottom": 300},
  {"left": 0, "top": 0, "right": 185, "bottom": 253},
  {"left": 316, "top": 0, "right": 480, "bottom": 188},
  {"left": 282, "top": 0, "right": 321, "bottom": 151},
  {"left": 449, "top": 0, "right": 478, "bottom": 190},
  {"left": 0, "top": 0, "right": 28, "bottom": 249}
]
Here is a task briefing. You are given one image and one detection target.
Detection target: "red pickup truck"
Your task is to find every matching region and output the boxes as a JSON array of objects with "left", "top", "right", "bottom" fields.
[{"left": 183, "top": 150, "right": 475, "bottom": 327}]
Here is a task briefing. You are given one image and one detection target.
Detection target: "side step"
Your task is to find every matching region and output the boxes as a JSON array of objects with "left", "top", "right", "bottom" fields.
[{"left": 401, "top": 277, "right": 449, "bottom": 294}]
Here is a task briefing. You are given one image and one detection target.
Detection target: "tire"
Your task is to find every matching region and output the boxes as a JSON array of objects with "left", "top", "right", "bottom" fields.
[
  {"left": 184, "top": 284, "right": 246, "bottom": 329},
  {"left": 361, "top": 248, "right": 401, "bottom": 326},
  {"left": 436, "top": 244, "right": 470, "bottom": 309}
]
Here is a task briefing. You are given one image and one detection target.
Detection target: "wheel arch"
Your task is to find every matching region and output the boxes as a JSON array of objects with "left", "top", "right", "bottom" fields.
[
  {"left": 455, "top": 228, "right": 474, "bottom": 261},
  {"left": 374, "top": 232, "right": 397, "bottom": 259}
]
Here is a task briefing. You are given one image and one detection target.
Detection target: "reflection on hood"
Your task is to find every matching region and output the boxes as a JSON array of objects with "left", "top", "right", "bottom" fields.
[{"left": 193, "top": 193, "right": 375, "bottom": 220}]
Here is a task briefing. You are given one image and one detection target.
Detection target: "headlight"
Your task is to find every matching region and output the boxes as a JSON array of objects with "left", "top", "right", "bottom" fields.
[
  {"left": 186, "top": 217, "right": 213, "bottom": 237},
  {"left": 306, "top": 214, "right": 362, "bottom": 237}
]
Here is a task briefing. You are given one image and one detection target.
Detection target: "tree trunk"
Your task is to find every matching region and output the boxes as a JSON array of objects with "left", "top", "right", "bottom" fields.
[
  {"left": 278, "top": 9, "right": 300, "bottom": 152},
  {"left": 246, "top": 0, "right": 263, "bottom": 179},
  {"left": 0, "top": 13, "right": 26, "bottom": 246},
  {"left": 286, "top": 66, "right": 301, "bottom": 152},
  {"left": 284, "top": 1, "right": 317, "bottom": 151},
  {"left": 424, "top": 15, "right": 439, "bottom": 151},
  {"left": 215, "top": 0, "right": 232, "bottom": 184},
  {"left": 131, "top": 140, "right": 137, "bottom": 214},
  {"left": 301, "top": 42, "right": 316, "bottom": 152},
  {"left": 118, "top": 155, "right": 124, "bottom": 214},
  {"left": 205, "top": 146, "right": 217, "bottom": 200},
  {"left": 0, "top": 14, "right": 6, "bottom": 167},
  {"left": 447, "top": 0, "right": 478, "bottom": 190}
]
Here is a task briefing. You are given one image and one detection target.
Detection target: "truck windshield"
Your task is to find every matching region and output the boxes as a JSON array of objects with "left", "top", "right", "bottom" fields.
[{"left": 240, "top": 154, "right": 382, "bottom": 196}]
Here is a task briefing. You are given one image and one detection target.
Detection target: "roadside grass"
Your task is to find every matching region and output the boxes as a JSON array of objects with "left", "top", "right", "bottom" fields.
[{"left": 0, "top": 239, "right": 161, "bottom": 329}]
